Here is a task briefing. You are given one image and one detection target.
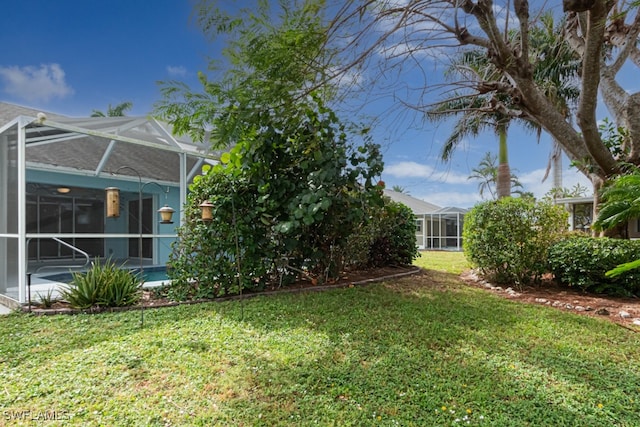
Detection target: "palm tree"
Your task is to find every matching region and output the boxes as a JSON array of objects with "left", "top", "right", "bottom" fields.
[
  {"left": 427, "top": 49, "right": 522, "bottom": 199},
  {"left": 468, "top": 152, "right": 523, "bottom": 200},
  {"left": 91, "top": 101, "right": 133, "bottom": 117},
  {"left": 468, "top": 152, "right": 498, "bottom": 199},
  {"left": 530, "top": 13, "right": 581, "bottom": 190},
  {"left": 428, "top": 13, "right": 580, "bottom": 199},
  {"left": 391, "top": 185, "right": 408, "bottom": 194}
]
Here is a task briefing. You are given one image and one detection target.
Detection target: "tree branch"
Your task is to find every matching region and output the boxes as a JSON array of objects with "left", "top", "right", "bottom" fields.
[
  {"left": 513, "top": 0, "right": 532, "bottom": 78},
  {"left": 576, "top": 0, "right": 619, "bottom": 175},
  {"left": 606, "top": 7, "right": 640, "bottom": 74}
]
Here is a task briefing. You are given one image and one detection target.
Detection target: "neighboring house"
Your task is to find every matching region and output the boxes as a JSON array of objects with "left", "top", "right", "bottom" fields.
[
  {"left": 383, "top": 189, "right": 467, "bottom": 251},
  {"left": 0, "top": 102, "right": 217, "bottom": 306},
  {"left": 554, "top": 196, "right": 594, "bottom": 233},
  {"left": 555, "top": 196, "right": 640, "bottom": 237}
]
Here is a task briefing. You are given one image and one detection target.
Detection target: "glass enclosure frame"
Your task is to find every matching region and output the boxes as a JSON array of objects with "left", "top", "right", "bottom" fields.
[
  {"left": 0, "top": 114, "right": 213, "bottom": 304},
  {"left": 416, "top": 211, "right": 465, "bottom": 251}
]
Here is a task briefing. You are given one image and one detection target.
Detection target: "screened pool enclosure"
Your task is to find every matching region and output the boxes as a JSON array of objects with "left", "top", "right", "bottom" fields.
[
  {"left": 0, "top": 104, "right": 215, "bottom": 306},
  {"left": 383, "top": 190, "right": 466, "bottom": 251},
  {"left": 415, "top": 207, "right": 467, "bottom": 251}
]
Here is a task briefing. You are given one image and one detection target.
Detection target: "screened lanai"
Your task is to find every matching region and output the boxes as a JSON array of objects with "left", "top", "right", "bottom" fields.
[
  {"left": 416, "top": 207, "right": 467, "bottom": 251},
  {"left": 0, "top": 103, "right": 217, "bottom": 306},
  {"left": 383, "top": 190, "right": 466, "bottom": 251}
]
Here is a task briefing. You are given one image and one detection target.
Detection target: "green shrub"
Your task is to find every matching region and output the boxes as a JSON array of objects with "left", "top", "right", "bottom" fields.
[
  {"left": 166, "top": 97, "right": 385, "bottom": 301},
  {"left": 548, "top": 235, "right": 640, "bottom": 296},
  {"left": 368, "top": 200, "right": 418, "bottom": 267},
  {"left": 61, "top": 259, "right": 141, "bottom": 309},
  {"left": 463, "top": 198, "right": 568, "bottom": 285},
  {"left": 345, "top": 199, "right": 418, "bottom": 268},
  {"left": 36, "top": 288, "right": 58, "bottom": 308}
]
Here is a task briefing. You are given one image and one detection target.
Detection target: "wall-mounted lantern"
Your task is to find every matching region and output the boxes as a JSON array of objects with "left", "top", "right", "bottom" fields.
[
  {"left": 105, "top": 187, "right": 120, "bottom": 218},
  {"left": 199, "top": 200, "right": 214, "bottom": 221},
  {"left": 157, "top": 205, "right": 175, "bottom": 224}
]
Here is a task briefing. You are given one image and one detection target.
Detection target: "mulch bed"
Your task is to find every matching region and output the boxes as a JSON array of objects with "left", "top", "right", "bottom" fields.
[{"left": 23, "top": 266, "right": 421, "bottom": 316}]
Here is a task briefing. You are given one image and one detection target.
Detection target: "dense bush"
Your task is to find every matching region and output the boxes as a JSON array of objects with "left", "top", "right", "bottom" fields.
[
  {"left": 346, "top": 199, "right": 419, "bottom": 268},
  {"left": 166, "top": 102, "right": 385, "bottom": 301},
  {"left": 61, "top": 259, "right": 141, "bottom": 309},
  {"left": 463, "top": 198, "right": 568, "bottom": 285},
  {"left": 548, "top": 235, "right": 640, "bottom": 296},
  {"left": 368, "top": 200, "right": 418, "bottom": 267}
]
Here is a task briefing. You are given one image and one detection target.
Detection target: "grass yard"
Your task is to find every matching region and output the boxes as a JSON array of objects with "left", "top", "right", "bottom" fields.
[{"left": 1, "top": 251, "right": 639, "bottom": 426}]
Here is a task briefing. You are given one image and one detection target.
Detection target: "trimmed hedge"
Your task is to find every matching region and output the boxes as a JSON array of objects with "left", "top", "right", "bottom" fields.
[
  {"left": 463, "top": 198, "right": 568, "bottom": 285},
  {"left": 548, "top": 235, "right": 640, "bottom": 297}
]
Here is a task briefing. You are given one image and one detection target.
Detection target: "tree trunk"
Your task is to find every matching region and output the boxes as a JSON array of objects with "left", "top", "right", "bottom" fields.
[{"left": 496, "top": 124, "right": 511, "bottom": 199}]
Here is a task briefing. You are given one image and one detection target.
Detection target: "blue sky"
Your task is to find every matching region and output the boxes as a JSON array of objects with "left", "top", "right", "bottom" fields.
[{"left": 0, "top": 0, "right": 592, "bottom": 208}]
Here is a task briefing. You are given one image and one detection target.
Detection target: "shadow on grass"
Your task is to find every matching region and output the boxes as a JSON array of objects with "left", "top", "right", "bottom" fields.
[
  {"left": 202, "top": 271, "right": 640, "bottom": 425},
  {"left": 1, "top": 269, "right": 639, "bottom": 425}
]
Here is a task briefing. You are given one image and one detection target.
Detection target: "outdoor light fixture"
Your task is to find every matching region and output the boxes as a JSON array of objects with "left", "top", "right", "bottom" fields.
[
  {"left": 56, "top": 187, "right": 71, "bottom": 194},
  {"left": 157, "top": 205, "right": 175, "bottom": 224},
  {"left": 199, "top": 200, "right": 214, "bottom": 221},
  {"left": 105, "top": 187, "right": 120, "bottom": 218}
]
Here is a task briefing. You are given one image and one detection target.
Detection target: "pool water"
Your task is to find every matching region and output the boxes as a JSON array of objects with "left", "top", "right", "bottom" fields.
[{"left": 40, "top": 266, "right": 169, "bottom": 284}]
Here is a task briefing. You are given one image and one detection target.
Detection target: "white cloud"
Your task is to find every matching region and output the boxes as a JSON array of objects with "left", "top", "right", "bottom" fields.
[
  {"left": 385, "top": 161, "right": 469, "bottom": 184},
  {"left": 167, "top": 65, "right": 188, "bottom": 77},
  {"left": 519, "top": 167, "right": 593, "bottom": 199},
  {"left": 385, "top": 161, "right": 434, "bottom": 177},
  {"left": 0, "top": 64, "right": 73, "bottom": 102},
  {"left": 328, "top": 65, "right": 364, "bottom": 89},
  {"left": 414, "top": 190, "right": 481, "bottom": 208}
]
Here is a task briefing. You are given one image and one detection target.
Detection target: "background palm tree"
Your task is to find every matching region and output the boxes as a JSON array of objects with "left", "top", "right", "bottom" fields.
[
  {"left": 468, "top": 152, "right": 523, "bottom": 200},
  {"left": 91, "top": 101, "right": 133, "bottom": 117},
  {"left": 530, "top": 13, "right": 581, "bottom": 191},
  {"left": 428, "top": 14, "right": 580, "bottom": 200},
  {"left": 427, "top": 48, "right": 524, "bottom": 199},
  {"left": 391, "top": 185, "right": 408, "bottom": 194}
]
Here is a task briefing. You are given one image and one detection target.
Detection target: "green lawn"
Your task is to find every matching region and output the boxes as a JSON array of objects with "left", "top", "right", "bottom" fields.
[
  {"left": 414, "top": 250, "right": 471, "bottom": 274},
  {"left": 1, "top": 251, "right": 639, "bottom": 426}
]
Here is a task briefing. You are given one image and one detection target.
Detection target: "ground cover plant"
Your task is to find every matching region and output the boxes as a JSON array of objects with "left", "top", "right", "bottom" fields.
[{"left": 1, "top": 252, "right": 639, "bottom": 426}]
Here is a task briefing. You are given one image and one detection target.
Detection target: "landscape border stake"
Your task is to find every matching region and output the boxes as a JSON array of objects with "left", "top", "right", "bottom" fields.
[{"left": 27, "top": 273, "right": 32, "bottom": 312}]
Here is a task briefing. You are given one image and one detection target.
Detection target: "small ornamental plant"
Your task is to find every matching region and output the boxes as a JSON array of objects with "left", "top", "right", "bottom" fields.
[{"left": 61, "top": 258, "right": 141, "bottom": 309}]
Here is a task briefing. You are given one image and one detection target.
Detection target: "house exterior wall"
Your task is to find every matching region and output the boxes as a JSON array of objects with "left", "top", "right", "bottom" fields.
[
  {"left": 628, "top": 219, "right": 640, "bottom": 239},
  {"left": 0, "top": 111, "right": 210, "bottom": 305},
  {"left": 27, "top": 169, "right": 180, "bottom": 266},
  {"left": 555, "top": 197, "right": 640, "bottom": 238}
]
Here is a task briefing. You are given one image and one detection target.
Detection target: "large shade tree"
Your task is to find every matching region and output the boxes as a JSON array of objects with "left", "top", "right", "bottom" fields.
[
  {"left": 154, "top": 0, "right": 390, "bottom": 296},
  {"left": 428, "top": 13, "right": 580, "bottom": 200},
  {"left": 324, "top": 0, "right": 640, "bottom": 213}
]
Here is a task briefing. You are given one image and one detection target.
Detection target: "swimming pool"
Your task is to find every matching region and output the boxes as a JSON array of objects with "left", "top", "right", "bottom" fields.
[{"left": 39, "top": 265, "right": 170, "bottom": 286}]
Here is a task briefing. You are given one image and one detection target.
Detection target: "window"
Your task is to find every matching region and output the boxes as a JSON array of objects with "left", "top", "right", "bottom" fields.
[
  {"left": 573, "top": 203, "right": 593, "bottom": 232},
  {"left": 26, "top": 190, "right": 105, "bottom": 260}
]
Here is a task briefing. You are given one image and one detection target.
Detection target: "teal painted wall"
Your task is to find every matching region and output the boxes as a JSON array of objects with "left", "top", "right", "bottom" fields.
[{"left": 27, "top": 169, "right": 181, "bottom": 266}]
